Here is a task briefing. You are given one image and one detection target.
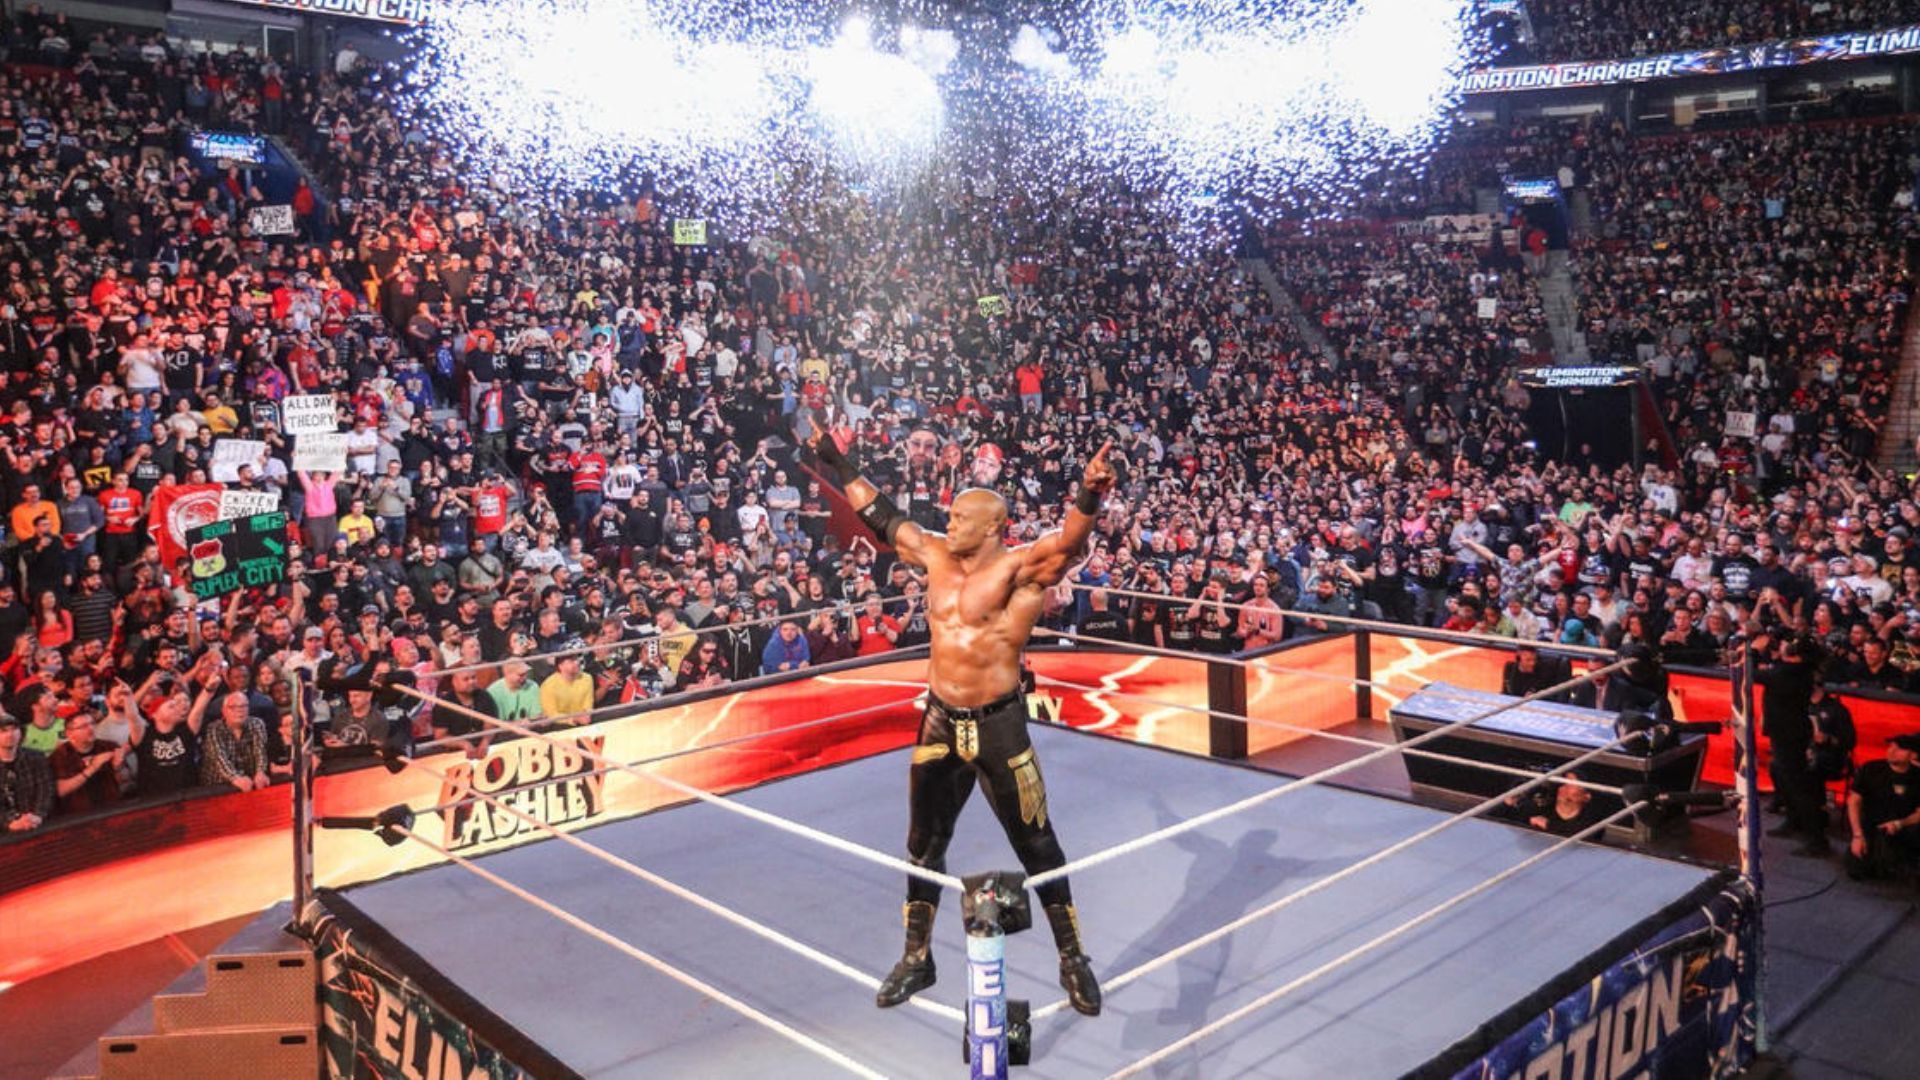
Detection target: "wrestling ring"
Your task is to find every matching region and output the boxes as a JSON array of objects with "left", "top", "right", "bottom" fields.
[{"left": 291, "top": 591, "right": 1766, "bottom": 1079}]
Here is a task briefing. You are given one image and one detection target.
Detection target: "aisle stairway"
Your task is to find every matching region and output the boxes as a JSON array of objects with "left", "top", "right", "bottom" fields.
[
  {"left": 1876, "top": 300, "right": 1920, "bottom": 477},
  {"left": 1535, "top": 252, "right": 1586, "bottom": 363},
  {"left": 1240, "top": 257, "right": 1336, "bottom": 362},
  {"left": 53, "top": 905, "right": 315, "bottom": 1080}
]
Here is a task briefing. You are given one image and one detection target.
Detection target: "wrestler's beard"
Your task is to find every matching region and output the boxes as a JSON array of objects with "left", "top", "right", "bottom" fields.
[{"left": 948, "top": 528, "right": 996, "bottom": 557}]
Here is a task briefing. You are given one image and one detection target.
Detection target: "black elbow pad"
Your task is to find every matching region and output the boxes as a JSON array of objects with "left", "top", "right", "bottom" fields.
[{"left": 857, "top": 493, "right": 908, "bottom": 544}]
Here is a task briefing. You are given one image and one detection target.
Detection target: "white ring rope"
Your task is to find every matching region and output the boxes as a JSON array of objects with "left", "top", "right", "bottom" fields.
[
  {"left": 416, "top": 572, "right": 1588, "bottom": 740},
  {"left": 1027, "top": 719, "right": 1647, "bottom": 1021},
  {"left": 389, "top": 682, "right": 965, "bottom": 892},
  {"left": 1106, "top": 801, "right": 1647, "bottom": 1079},
  {"left": 430, "top": 592, "right": 919, "bottom": 680},
  {"left": 415, "top": 609, "right": 929, "bottom": 752},
  {"left": 1023, "top": 659, "right": 1628, "bottom": 891},
  {"left": 411, "top": 571, "right": 1556, "bottom": 751},
  {"left": 413, "top": 693, "right": 926, "bottom": 818},
  {"left": 1032, "top": 674, "right": 1627, "bottom": 797},
  {"left": 402, "top": 755, "right": 967, "bottom": 1025},
  {"left": 391, "top": 825, "right": 886, "bottom": 1080},
  {"left": 409, "top": 609, "right": 1455, "bottom": 756},
  {"left": 1034, "top": 627, "right": 1407, "bottom": 693},
  {"left": 1034, "top": 625, "right": 1575, "bottom": 710},
  {"left": 1067, "top": 582, "right": 1618, "bottom": 659}
]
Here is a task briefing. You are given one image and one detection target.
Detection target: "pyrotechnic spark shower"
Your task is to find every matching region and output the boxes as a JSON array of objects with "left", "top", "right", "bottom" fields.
[{"left": 400, "top": 0, "right": 1483, "bottom": 226}]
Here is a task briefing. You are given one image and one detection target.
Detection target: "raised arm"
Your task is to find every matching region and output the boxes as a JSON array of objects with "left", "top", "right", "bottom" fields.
[
  {"left": 1018, "top": 441, "right": 1116, "bottom": 588},
  {"left": 808, "top": 431, "right": 939, "bottom": 569},
  {"left": 185, "top": 684, "right": 215, "bottom": 735}
]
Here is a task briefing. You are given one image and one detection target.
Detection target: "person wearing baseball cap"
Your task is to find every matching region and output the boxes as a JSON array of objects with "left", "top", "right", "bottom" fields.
[{"left": 1846, "top": 732, "right": 1920, "bottom": 881}]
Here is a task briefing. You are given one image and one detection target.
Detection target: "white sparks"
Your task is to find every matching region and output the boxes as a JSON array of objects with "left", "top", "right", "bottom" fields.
[
  {"left": 399, "top": 0, "right": 1484, "bottom": 228},
  {"left": 807, "top": 18, "right": 946, "bottom": 181}
]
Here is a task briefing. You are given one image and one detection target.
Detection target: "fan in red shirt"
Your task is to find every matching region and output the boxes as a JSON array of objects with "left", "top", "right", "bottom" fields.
[
  {"left": 1441, "top": 599, "right": 1481, "bottom": 633},
  {"left": 89, "top": 270, "right": 122, "bottom": 312},
  {"left": 97, "top": 474, "right": 144, "bottom": 568},
  {"left": 473, "top": 475, "right": 511, "bottom": 537},
  {"left": 1015, "top": 361, "right": 1044, "bottom": 412},
  {"left": 286, "top": 339, "right": 322, "bottom": 390},
  {"left": 853, "top": 594, "right": 901, "bottom": 657},
  {"left": 569, "top": 447, "right": 608, "bottom": 522},
  {"left": 292, "top": 178, "right": 316, "bottom": 220}
]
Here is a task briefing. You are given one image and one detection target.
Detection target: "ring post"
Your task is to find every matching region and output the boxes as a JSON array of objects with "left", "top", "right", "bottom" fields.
[
  {"left": 1733, "top": 643, "right": 1768, "bottom": 1052},
  {"left": 290, "top": 669, "right": 316, "bottom": 922},
  {"left": 1353, "top": 628, "right": 1374, "bottom": 721},
  {"left": 960, "top": 872, "right": 1031, "bottom": 1077},
  {"left": 1206, "top": 656, "right": 1248, "bottom": 761}
]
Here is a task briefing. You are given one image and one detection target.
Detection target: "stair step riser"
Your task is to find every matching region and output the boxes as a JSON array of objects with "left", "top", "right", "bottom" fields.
[
  {"left": 153, "top": 953, "right": 313, "bottom": 1032},
  {"left": 95, "top": 1028, "right": 316, "bottom": 1080}
]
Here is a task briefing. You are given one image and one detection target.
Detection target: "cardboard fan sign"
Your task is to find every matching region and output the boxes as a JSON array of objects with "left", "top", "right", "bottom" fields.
[
  {"left": 248, "top": 204, "right": 296, "bottom": 237},
  {"left": 185, "top": 511, "right": 290, "bottom": 600},
  {"left": 280, "top": 394, "right": 340, "bottom": 436},
  {"left": 147, "top": 485, "right": 285, "bottom": 569}
]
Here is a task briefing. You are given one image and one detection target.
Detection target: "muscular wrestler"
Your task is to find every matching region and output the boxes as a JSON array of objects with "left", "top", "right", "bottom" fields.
[{"left": 808, "top": 430, "right": 1111, "bottom": 1017}]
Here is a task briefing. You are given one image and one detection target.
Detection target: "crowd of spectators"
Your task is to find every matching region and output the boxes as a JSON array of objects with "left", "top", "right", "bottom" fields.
[
  {"left": 1252, "top": 109, "right": 1918, "bottom": 657},
  {"left": 1497, "top": 0, "right": 1917, "bottom": 65},
  {"left": 0, "top": 3, "right": 1919, "bottom": 860}
]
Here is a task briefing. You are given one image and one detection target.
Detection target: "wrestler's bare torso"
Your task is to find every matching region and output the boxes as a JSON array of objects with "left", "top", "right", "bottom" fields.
[
  {"left": 898, "top": 491, "right": 1063, "bottom": 707},
  {"left": 833, "top": 442, "right": 1113, "bottom": 707},
  {"left": 919, "top": 542, "right": 1046, "bottom": 706}
]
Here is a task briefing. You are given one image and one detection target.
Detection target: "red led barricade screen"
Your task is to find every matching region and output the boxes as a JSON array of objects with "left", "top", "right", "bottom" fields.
[
  {"left": 1241, "top": 635, "right": 1362, "bottom": 755},
  {"left": 1, "top": 660, "right": 931, "bottom": 984}
]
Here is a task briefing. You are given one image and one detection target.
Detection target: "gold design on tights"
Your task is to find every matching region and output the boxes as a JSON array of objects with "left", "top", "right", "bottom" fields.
[
  {"left": 954, "top": 718, "right": 979, "bottom": 762},
  {"left": 1009, "top": 747, "right": 1048, "bottom": 829}
]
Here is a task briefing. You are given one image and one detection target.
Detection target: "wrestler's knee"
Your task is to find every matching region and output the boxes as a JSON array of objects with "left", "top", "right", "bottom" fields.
[
  {"left": 907, "top": 827, "right": 953, "bottom": 868},
  {"left": 1019, "top": 830, "right": 1073, "bottom": 909},
  {"left": 1010, "top": 826, "right": 1066, "bottom": 874}
]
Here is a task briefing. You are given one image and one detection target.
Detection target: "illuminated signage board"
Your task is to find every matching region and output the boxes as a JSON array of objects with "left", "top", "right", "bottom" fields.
[
  {"left": 1518, "top": 366, "right": 1642, "bottom": 389},
  {"left": 217, "top": 0, "right": 431, "bottom": 25},
  {"left": 1463, "top": 22, "right": 1920, "bottom": 94},
  {"left": 189, "top": 129, "right": 270, "bottom": 165},
  {"left": 1502, "top": 177, "right": 1560, "bottom": 203}
]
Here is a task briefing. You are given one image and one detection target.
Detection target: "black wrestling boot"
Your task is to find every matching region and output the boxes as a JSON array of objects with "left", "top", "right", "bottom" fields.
[
  {"left": 876, "top": 901, "right": 938, "bottom": 1008},
  {"left": 1045, "top": 903, "right": 1102, "bottom": 1016}
]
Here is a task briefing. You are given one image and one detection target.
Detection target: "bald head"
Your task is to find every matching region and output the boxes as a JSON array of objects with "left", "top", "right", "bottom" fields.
[
  {"left": 946, "top": 488, "right": 1009, "bottom": 556},
  {"left": 953, "top": 488, "right": 1008, "bottom": 522}
]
